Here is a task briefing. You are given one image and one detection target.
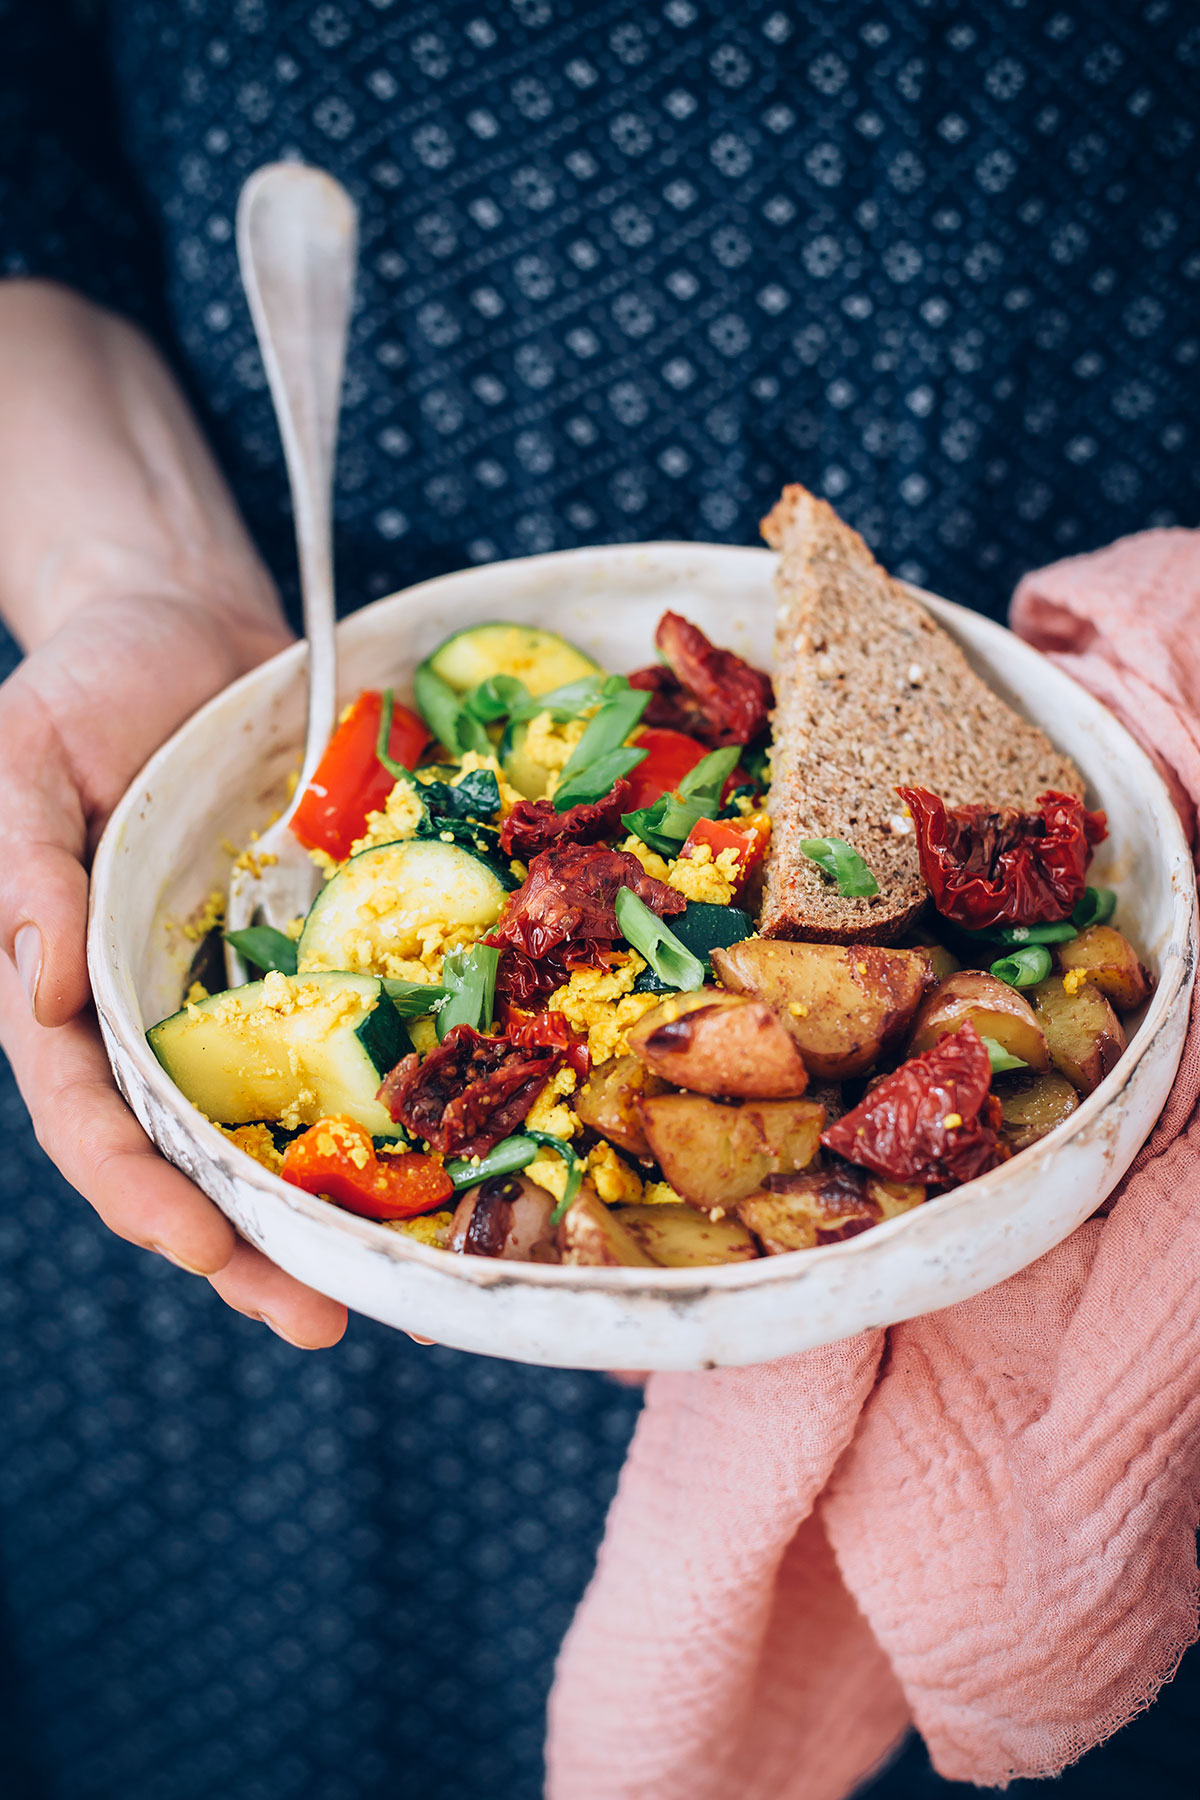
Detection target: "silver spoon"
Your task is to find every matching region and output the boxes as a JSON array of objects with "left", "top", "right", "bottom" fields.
[{"left": 225, "top": 163, "right": 358, "bottom": 987}]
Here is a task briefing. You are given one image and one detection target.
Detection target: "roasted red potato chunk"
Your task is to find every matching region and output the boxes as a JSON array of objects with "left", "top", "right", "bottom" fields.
[
  {"left": 996, "top": 1071, "right": 1080, "bottom": 1151},
  {"left": 625, "top": 989, "right": 809, "bottom": 1098},
  {"left": 615, "top": 1203, "right": 759, "bottom": 1266},
  {"left": 449, "top": 1173, "right": 560, "bottom": 1263},
  {"left": 556, "top": 1186, "right": 659, "bottom": 1267},
  {"left": 908, "top": 971, "right": 1050, "bottom": 1073},
  {"left": 574, "top": 1055, "right": 669, "bottom": 1159},
  {"left": 637, "top": 1093, "right": 826, "bottom": 1210},
  {"left": 712, "top": 939, "right": 930, "bottom": 1079},
  {"left": 738, "top": 1166, "right": 925, "bottom": 1253},
  {"left": 1054, "top": 926, "right": 1153, "bottom": 1014},
  {"left": 1029, "top": 976, "right": 1127, "bottom": 1095}
]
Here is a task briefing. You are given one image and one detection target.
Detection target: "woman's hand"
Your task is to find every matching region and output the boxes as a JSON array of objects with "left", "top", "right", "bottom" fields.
[{"left": 0, "top": 280, "right": 349, "bottom": 1346}]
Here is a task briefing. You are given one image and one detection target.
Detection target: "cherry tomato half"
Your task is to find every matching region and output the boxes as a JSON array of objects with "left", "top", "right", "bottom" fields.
[{"left": 623, "top": 727, "right": 711, "bottom": 811}]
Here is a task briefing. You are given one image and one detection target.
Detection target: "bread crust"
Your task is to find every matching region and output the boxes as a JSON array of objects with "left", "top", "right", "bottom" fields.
[{"left": 759, "top": 485, "right": 1082, "bottom": 945}]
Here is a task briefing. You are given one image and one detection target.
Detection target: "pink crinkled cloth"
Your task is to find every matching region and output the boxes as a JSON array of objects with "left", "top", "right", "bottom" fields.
[{"left": 547, "top": 529, "right": 1200, "bottom": 1800}]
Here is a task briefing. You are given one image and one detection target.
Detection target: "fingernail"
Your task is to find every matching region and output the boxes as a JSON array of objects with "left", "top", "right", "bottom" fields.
[
  {"left": 13, "top": 925, "right": 42, "bottom": 1014},
  {"left": 405, "top": 1332, "right": 435, "bottom": 1346},
  {"left": 259, "top": 1312, "right": 311, "bottom": 1349},
  {"left": 151, "top": 1242, "right": 211, "bottom": 1277}
]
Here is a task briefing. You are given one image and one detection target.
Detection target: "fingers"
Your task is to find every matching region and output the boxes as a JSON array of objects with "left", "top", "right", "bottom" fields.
[
  {"left": 208, "top": 1239, "right": 348, "bottom": 1349},
  {"left": 0, "top": 955, "right": 238, "bottom": 1272},
  {"left": 0, "top": 672, "right": 91, "bottom": 1027}
]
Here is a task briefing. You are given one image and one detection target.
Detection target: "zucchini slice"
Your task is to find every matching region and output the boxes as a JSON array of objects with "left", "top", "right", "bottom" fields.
[
  {"left": 633, "top": 903, "right": 756, "bottom": 993},
  {"left": 297, "top": 839, "right": 509, "bottom": 976},
  {"left": 428, "top": 622, "right": 599, "bottom": 697},
  {"left": 148, "top": 971, "right": 409, "bottom": 1137},
  {"left": 499, "top": 718, "right": 552, "bottom": 801}
]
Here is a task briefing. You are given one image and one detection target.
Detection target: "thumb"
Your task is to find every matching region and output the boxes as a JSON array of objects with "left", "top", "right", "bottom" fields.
[{"left": 0, "top": 671, "right": 92, "bottom": 1027}]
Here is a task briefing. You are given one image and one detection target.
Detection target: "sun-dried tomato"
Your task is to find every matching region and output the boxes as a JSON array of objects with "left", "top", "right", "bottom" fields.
[
  {"left": 897, "top": 787, "right": 1107, "bottom": 930},
  {"left": 486, "top": 844, "right": 684, "bottom": 963},
  {"left": 499, "top": 780, "right": 632, "bottom": 859},
  {"left": 499, "top": 1003, "right": 591, "bottom": 1079},
  {"left": 627, "top": 611, "right": 774, "bottom": 747},
  {"left": 820, "top": 1022, "right": 1008, "bottom": 1190},
  {"left": 379, "top": 1024, "right": 563, "bottom": 1157}
]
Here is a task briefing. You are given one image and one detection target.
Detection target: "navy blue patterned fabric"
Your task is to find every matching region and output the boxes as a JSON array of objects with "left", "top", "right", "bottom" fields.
[{"left": 2, "top": 3, "right": 1199, "bottom": 1797}]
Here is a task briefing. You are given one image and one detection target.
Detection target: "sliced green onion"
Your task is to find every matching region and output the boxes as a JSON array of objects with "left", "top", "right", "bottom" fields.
[
  {"left": 989, "top": 944, "right": 1052, "bottom": 988},
  {"left": 445, "top": 1135, "right": 539, "bottom": 1190},
  {"left": 614, "top": 887, "right": 705, "bottom": 991},
  {"left": 975, "top": 920, "right": 1078, "bottom": 947},
  {"left": 678, "top": 746, "right": 742, "bottom": 808},
  {"left": 509, "top": 674, "right": 610, "bottom": 724},
  {"left": 223, "top": 926, "right": 298, "bottom": 977},
  {"left": 464, "top": 673, "right": 530, "bottom": 723},
  {"left": 382, "top": 976, "right": 448, "bottom": 1018},
  {"left": 557, "top": 687, "right": 650, "bottom": 784},
  {"left": 552, "top": 745, "right": 647, "bottom": 812},
  {"left": 1072, "top": 886, "right": 1118, "bottom": 930},
  {"left": 413, "top": 662, "right": 491, "bottom": 758},
  {"left": 436, "top": 944, "right": 500, "bottom": 1039},
  {"left": 531, "top": 1131, "right": 584, "bottom": 1225},
  {"left": 981, "top": 1034, "right": 1029, "bottom": 1074},
  {"left": 375, "top": 686, "right": 417, "bottom": 782},
  {"left": 621, "top": 799, "right": 680, "bottom": 858},
  {"left": 799, "top": 837, "right": 880, "bottom": 899}
]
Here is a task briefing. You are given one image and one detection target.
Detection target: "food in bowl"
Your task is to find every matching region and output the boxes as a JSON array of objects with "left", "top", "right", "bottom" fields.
[{"left": 147, "top": 487, "right": 1153, "bottom": 1270}]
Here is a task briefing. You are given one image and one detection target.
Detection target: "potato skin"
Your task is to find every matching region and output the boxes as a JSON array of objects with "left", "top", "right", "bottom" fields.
[
  {"left": 996, "top": 1071, "right": 1080, "bottom": 1151},
  {"left": 615, "top": 1203, "right": 759, "bottom": 1266},
  {"left": 908, "top": 970, "right": 1050, "bottom": 1072},
  {"left": 574, "top": 1055, "right": 668, "bottom": 1158},
  {"left": 556, "top": 1186, "right": 659, "bottom": 1267},
  {"left": 1029, "top": 976, "right": 1127, "bottom": 1095},
  {"left": 637, "top": 1093, "right": 825, "bottom": 1210},
  {"left": 449, "top": 1174, "right": 559, "bottom": 1262},
  {"left": 625, "top": 990, "right": 809, "bottom": 1098},
  {"left": 711, "top": 938, "right": 930, "bottom": 1079},
  {"left": 738, "top": 1168, "right": 924, "bottom": 1254},
  {"left": 1054, "top": 926, "right": 1153, "bottom": 1014}
]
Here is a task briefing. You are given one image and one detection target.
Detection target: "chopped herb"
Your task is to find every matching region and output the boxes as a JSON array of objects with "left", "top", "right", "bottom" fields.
[
  {"left": 1072, "top": 886, "right": 1118, "bottom": 930},
  {"left": 223, "top": 926, "right": 298, "bottom": 977},
  {"left": 436, "top": 945, "right": 500, "bottom": 1039},
  {"left": 381, "top": 976, "right": 448, "bottom": 1018},
  {"left": 989, "top": 944, "right": 1053, "bottom": 989},
  {"left": 376, "top": 688, "right": 413, "bottom": 782},
  {"left": 413, "top": 662, "right": 492, "bottom": 758},
  {"left": 621, "top": 746, "right": 741, "bottom": 855},
  {"left": 421, "top": 768, "right": 502, "bottom": 822},
  {"left": 556, "top": 686, "right": 650, "bottom": 786},
  {"left": 445, "top": 1135, "right": 539, "bottom": 1189},
  {"left": 981, "top": 1035, "right": 1029, "bottom": 1074},
  {"left": 614, "top": 887, "right": 705, "bottom": 992},
  {"left": 552, "top": 746, "right": 647, "bottom": 812},
  {"left": 799, "top": 837, "right": 880, "bottom": 899},
  {"left": 508, "top": 672, "right": 626, "bottom": 725},
  {"left": 464, "top": 673, "right": 531, "bottom": 724}
]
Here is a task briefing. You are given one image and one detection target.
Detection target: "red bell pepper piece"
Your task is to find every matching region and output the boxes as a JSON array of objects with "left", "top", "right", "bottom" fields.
[
  {"left": 678, "top": 815, "right": 770, "bottom": 900},
  {"left": 290, "top": 690, "right": 430, "bottom": 860},
  {"left": 281, "top": 1115, "right": 453, "bottom": 1221}
]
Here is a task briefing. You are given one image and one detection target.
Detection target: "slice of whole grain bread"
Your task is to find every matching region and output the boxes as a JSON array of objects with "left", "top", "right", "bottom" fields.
[{"left": 759, "top": 484, "right": 1082, "bottom": 945}]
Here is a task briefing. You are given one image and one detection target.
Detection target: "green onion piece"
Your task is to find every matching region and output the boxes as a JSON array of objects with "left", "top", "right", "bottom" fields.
[
  {"left": 436, "top": 944, "right": 500, "bottom": 1040},
  {"left": 223, "top": 926, "right": 298, "bottom": 977},
  {"left": 531, "top": 1131, "right": 584, "bottom": 1225},
  {"left": 620, "top": 796, "right": 679, "bottom": 858},
  {"left": 981, "top": 1034, "right": 1029, "bottom": 1074},
  {"left": 1072, "top": 886, "right": 1118, "bottom": 930},
  {"left": 381, "top": 976, "right": 448, "bottom": 1018},
  {"left": 557, "top": 687, "right": 651, "bottom": 785},
  {"left": 799, "top": 837, "right": 880, "bottom": 899},
  {"left": 413, "top": 662, "right": 491, "bottom": 758},
  {"left": 509, "top": 675, "right": 610, "bottom": 724},
  {"left": 979, "top": 920, "right": 1079, "bottom": 947},
  {"left": 989, "top": 944, "right": 1052, "bottom": 989},
  {"left": 614, "top": 887, "right": 706, "bottom": 991},
  {"left": 376, "top": 687, "right": 414, "bottom": 781},
  {"left": 678, "top": 746, "right": 742, "bottom": 809},
  {"left": 445, "top": 1135, "right": 539, "bottom": 1190},
  {"left": 464, "top": 673, "right": 530, "bottom": 723},
  {"left": 551, "top": 745, "right": 647, "bottom": 812}
]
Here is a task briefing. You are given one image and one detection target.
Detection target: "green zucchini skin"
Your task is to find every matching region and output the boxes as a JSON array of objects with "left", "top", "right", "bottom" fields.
[
  {"left": 148, "top": 971, "right": 410, "bottom": 1138},
  {"left": 297, "top": 839, "right": 511, "bottom": 976},
  {"left": 428, "top": 622, "right": 599, "bottom": 696},
  {"left": 499, "top": 718, "right": 554, "bottom": 801},
  {"left": 632, "top": 903, "right": 756, "bottom": 993}
]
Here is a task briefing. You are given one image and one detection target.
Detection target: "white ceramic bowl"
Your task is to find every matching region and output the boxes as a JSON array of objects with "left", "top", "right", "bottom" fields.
[{"left": 87, "top": 544, "right": 1196, "bottom": 1370}]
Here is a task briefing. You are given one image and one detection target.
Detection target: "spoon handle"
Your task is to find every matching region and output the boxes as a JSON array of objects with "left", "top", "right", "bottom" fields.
[{"left": 236, "top": 163, "right": 358, "bottom": 807}]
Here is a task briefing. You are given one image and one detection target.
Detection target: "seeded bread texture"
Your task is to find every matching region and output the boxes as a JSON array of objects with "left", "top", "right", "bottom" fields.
[{"left": 759, "top": 485, "right": 1083, "bottom": 945}]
